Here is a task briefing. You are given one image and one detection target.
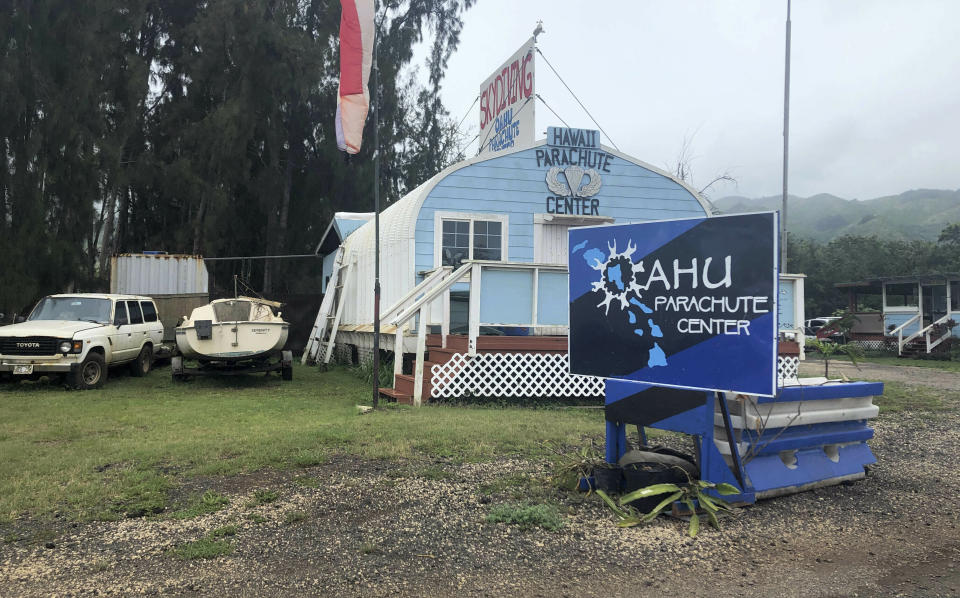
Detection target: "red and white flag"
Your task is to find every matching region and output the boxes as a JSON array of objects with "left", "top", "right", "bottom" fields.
[{"left": 336, "top": 0, "right": 374, "bottom": 155}]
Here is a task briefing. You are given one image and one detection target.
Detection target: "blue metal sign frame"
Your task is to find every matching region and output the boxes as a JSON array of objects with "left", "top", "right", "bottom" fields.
[{"left": 568, "top": 212, "right": 779, "bottom": 397}]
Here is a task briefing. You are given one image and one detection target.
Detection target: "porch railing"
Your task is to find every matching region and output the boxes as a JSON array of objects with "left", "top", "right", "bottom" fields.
[{"left": 387, "top": 260, "right": 569, "bottom": 406}]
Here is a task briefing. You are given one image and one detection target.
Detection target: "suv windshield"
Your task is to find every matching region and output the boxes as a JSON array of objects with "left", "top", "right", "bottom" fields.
[{"left": 28, "top": 297, "right": 112, "bottom": 324}]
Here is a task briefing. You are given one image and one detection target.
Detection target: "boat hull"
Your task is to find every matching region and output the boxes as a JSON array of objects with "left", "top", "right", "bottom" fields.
[{"left": 176, "top": 321, "right": 289, "bottom": 362}]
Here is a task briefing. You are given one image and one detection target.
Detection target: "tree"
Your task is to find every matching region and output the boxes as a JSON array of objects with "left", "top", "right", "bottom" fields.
[
  {"left": 667, "top": 132, "right": 736, "bottom": 211},
  {"left": 807, "top": 338, "right": 863, "bottom": 378},
  {"left": 0, "top": 0, "right": 475, "bottom": 315},
  {"left": 938, "top": 222, "right": 960, "bottom": 247}
]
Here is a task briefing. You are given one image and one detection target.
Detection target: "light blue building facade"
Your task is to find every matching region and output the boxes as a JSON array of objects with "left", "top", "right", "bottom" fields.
[{"left": 313, "top": 127, "right": 802, "bottom": 363}]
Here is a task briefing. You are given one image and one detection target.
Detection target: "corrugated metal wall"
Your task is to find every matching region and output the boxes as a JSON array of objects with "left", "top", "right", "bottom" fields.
[{"left": 110, "top": 254, "right": 209, "bottom": 295}]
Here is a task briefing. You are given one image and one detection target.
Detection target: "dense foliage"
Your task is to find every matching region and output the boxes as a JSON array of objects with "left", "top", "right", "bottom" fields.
[
  {"left": 789, "top": 229, "right": 960, "bottom": 317},
  {"left": 0, "top": 0, "right": 473, "bottom": 316}
]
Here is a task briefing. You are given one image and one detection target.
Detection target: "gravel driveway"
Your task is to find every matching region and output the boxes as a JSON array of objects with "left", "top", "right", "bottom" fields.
[{"left": 2, "top": 361, "right": 958, "bottom": 597}]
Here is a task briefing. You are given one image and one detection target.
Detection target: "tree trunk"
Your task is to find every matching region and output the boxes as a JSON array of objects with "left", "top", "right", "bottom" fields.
[
  {"left": 192, "top": 194, "right": 207, "bottom": 255},
  {"left": 97, "top": 186, "right": 116, "bottom": 277}
]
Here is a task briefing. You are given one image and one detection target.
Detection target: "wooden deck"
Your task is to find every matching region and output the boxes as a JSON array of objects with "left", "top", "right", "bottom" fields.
[{"left": 379, "top": 333, "right": 569, "bottom": 404}]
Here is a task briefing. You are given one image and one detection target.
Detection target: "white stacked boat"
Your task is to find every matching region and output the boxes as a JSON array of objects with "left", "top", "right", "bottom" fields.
[{"left": 173, "top": 296, "right": 292, "bottom": 380}]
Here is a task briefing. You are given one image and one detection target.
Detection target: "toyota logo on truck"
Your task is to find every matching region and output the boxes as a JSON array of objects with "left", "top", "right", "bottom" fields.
[{"left": 17, "top": 342, "right": 40, "bottom": 348}]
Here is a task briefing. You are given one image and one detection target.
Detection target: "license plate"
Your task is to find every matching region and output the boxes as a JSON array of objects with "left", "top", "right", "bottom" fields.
[{"left": 13, "top": 365, "right": 33, "bottom": 375}]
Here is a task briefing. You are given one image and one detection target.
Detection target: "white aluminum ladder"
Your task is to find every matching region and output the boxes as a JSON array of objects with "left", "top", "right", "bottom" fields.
[{"left": 302, "top": 246, "right": 350, "bottom": 365}]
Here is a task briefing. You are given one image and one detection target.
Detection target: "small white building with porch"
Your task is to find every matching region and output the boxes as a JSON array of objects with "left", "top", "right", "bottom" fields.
[
  {"left": 305, "top": 127, "right": 805, "bottom": 404},
  {"left": 837, "top": 274, "right": 960, "bottom": 356}
]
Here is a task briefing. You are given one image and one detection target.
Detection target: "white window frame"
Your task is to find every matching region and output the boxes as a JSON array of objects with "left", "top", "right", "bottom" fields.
[
  {"left": 883, "top": 281, "right": 921, "bottom": 313},
  {"left": 433, "top": 211, "right": 509, "bottom": 267}
]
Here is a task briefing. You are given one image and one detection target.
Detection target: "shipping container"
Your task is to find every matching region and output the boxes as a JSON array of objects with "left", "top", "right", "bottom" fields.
[
  {"left": 110, "top": 253, "right": 208, "bottom": 295},
  {"left": 110, "top": 254, "right": 210, "bottom": 348}
]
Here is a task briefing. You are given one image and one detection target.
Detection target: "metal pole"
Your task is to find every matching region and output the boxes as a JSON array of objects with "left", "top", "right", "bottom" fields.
[
  {"left": 716, "top": 392, "right": 747, "bottom": 491},
  {"left": 781, "top": 0, "right": 791, "bottom": 271},
  {"left": 371, "top": 9, "right": 381, "bottom": 409}
]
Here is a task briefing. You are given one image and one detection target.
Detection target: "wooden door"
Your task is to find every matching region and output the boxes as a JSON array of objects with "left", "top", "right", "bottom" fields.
[{"left": 534, "top": 223, "right": 573, "bottom": 265}]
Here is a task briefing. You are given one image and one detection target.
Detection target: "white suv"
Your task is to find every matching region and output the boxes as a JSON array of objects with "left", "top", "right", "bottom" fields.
[{"left": 0, "top": 294, "right": 164, "bottom": 390}]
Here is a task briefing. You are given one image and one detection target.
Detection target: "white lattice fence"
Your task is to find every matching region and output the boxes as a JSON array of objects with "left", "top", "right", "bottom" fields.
[
  {"left": 431, "top": 352, "right": 605, "bottom": 399},
  {"left": 431, "top": 352, "right": 802, "bottom": 399},
  {"left": 850, "top": 339, "right": 895, "bottom": 352},
  {"left": 777, "top": 355, "right": 799, "bottom": 385}
]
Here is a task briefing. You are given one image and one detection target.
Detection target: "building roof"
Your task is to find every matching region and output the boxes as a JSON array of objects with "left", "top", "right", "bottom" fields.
[
  {"left": 314, "top": 212, "right": 375, "bottom": 255},
  {"left": 835, "top": 273, "right": 960, "bottom": 288},
  {"left": 332, "top": 136, "right": 714, "bottom": 261}
]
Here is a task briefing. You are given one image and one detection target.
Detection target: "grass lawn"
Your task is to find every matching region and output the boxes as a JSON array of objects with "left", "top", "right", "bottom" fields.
[
  {"left": 827, "top": 354, "right": 960, "bottom": 373},
  {"left": 0, "top": 364, "right": 604, "bottom": 524},
  {"left": 873, "top": 381, "right": 960, "bottom": 413}
]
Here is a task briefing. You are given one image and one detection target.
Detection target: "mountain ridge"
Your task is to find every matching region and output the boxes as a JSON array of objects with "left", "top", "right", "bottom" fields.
[{"left": 713, "top": 188, "right": 960, "bottom": 241}]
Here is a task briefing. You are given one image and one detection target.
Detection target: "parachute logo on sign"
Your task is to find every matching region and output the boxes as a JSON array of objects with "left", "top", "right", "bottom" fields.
[{"left": 546, "top": 165, "right": 602, "bottom": 198}]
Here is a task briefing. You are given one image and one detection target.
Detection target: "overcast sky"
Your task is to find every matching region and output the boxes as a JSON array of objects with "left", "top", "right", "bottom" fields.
[{"left": 420, "top": 0, "right": 960, "bottom": 200}]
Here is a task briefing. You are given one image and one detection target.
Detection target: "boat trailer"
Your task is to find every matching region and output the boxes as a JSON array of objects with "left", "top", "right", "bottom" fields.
[{"left": 171, "top": 350, "right": 293, "bottom": 381}]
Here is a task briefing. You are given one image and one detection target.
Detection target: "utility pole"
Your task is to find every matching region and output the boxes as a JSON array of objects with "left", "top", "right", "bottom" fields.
[
  {"left": 781, "top": 0, "right": 792, "bottom": 271},
  {"left": 371, "top": 8, "right": 381, "bottom": 409}
]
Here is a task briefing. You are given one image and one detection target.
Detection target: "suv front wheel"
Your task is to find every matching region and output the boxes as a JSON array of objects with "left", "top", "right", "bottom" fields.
[{"left": 73, "top": 352, "right": 107, "bottom": 390}]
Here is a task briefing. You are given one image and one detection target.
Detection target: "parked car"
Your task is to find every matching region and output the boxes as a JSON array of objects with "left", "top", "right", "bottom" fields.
[
  {"left": 804, "top": 316, "right": 847, "bottom": 347},
  {"left": 804, "top": 317, "right": 840, "bottom": 332},
  {"left": 0, "top": 294, "right": 163, "bottom": 389}
]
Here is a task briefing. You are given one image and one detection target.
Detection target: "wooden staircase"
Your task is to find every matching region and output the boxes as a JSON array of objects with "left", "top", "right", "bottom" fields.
[
  {"left": 898, "top": 337, "right": 926, "bottom": 357},
  {"left": 378, "top": 334, "right": 569, "bottom": 405}
]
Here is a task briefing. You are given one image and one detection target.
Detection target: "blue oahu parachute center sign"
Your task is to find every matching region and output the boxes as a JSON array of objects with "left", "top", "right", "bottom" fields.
[{"left": 568, "top": 212, "right": 779, "bottom": 397}]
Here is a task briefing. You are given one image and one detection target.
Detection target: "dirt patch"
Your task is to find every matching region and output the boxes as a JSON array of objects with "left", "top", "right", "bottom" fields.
[{"left": 2, "top": 364, "right": 958, "bottom": 596}]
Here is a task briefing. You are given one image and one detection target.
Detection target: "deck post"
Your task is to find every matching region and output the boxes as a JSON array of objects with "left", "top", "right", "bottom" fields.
[
  {"left": 441, "top": 287, "right": 450, "bottom": 349},
  {"left": 531, "top": 267, "right": 539, "bottom": 326},
  {"left": 468, "top": 263, "right": 481, "bottom": 357},
  {"left": 393, "top": 325, "right": 404, "bottom": 385},
  {"left": 413, "top": 306, "right": 428, "bottom": 407}
]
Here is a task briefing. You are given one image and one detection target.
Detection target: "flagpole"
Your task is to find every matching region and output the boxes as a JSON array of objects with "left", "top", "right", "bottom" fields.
[
  {"left": 781, "top": 0, "right": 791, "bottom": 271},
  {"left": 371, "top": 6, "right": 381, "bottom": 409}
]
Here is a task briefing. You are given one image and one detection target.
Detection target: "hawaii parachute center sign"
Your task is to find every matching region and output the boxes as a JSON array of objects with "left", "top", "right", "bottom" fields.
[
  {"left": 478, "top": 37, "right": 536, "bottom": 156},
  {"left": 568, "top": 212, "right": 779, "bottom": 397}
]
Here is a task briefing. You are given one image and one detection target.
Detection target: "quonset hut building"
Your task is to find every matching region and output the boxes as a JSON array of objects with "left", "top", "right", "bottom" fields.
[{"left": 306, "top": 127, "right": 805, "bottom": 404}]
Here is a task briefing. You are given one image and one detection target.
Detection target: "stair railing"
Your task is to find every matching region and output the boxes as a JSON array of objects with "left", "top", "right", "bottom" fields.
[
  {"left": 380, "top": 266, "right": 452, "bottom": 327},
  {"left": 923, "top": 313, "right": 954, "bottom": 353},
  {"left": 389, "top": 262, "right": 472, "bottom": 406},
  {"left": 889, "top": 313, "right": 921, "bottom": 355}
]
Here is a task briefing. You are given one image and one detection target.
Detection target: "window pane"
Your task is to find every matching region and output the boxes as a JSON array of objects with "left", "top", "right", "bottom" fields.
[
  {"left": 474, "top": 247, "right": 501, "bottom": 260},
  {"left": 473, "top": 220, "right": 502, "bottom": 262},
  {"left": 886, "top": 283, "right": 918, "bottom": 307},
  {"left": 114, "top": 302, "right": 129, "bottom": 326},
  {"left": 141, "top": 301, "right": 158, "bottom": 322},
  {"left": 127, "top": 300, "right": 144, "bottom": 324},
  {"left": 441, "top": 220, "right": 471, "bottom": 267},
  {"left": 887, "top": 282, "right": 919, "bottom": 307},
  {"left": 952, "top": 281, "right": 960, "bottom": 311}
]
